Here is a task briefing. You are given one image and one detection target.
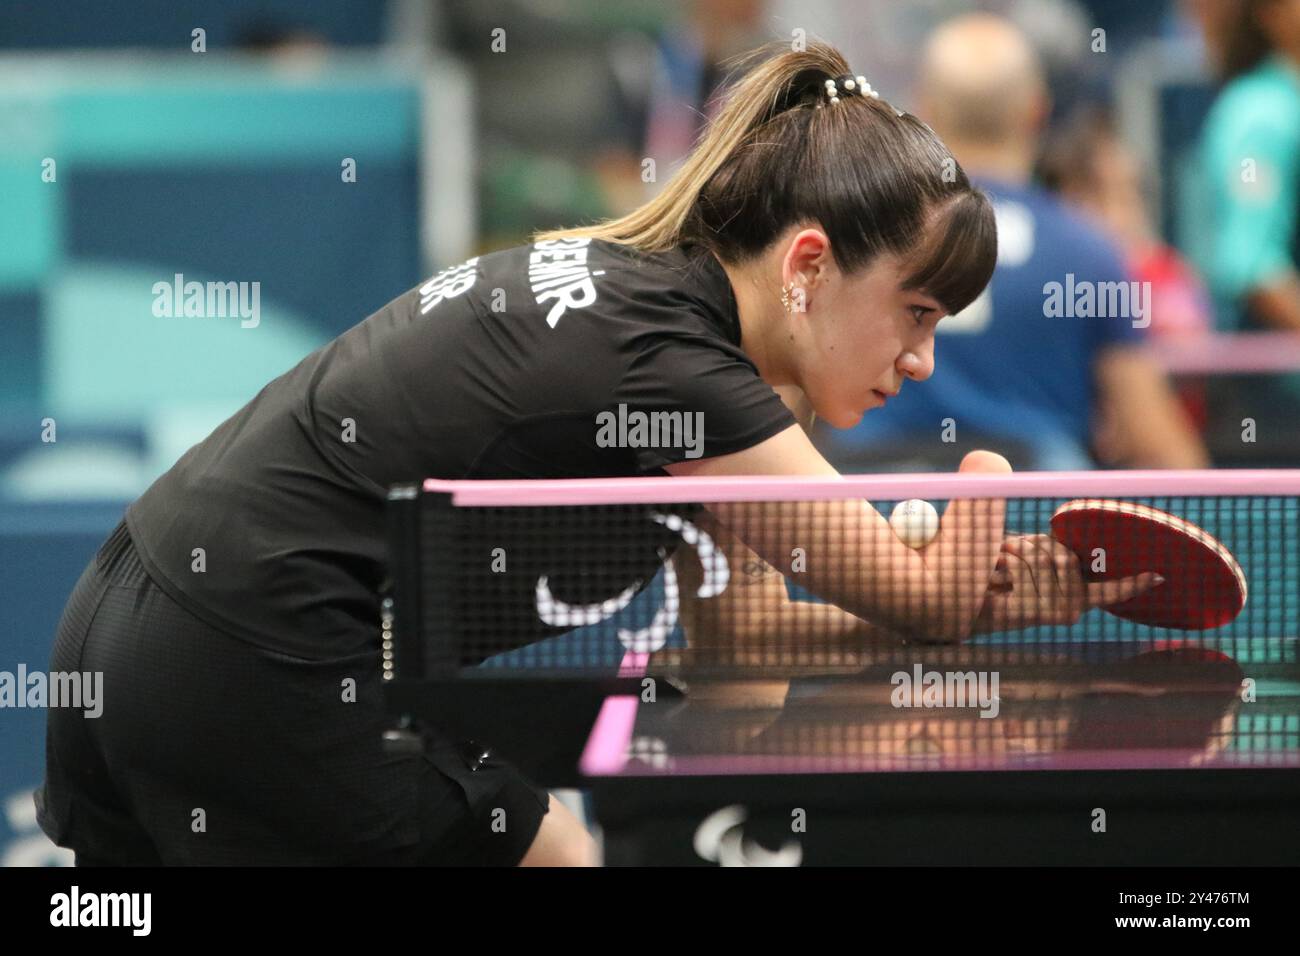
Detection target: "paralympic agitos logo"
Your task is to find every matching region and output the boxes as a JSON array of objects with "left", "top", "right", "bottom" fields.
[
  {"left": 694, "top": 806, "right": 803, "bottom": 867},
  {"left": 533, "top": 512, "right": 727, "bottom": 652}
]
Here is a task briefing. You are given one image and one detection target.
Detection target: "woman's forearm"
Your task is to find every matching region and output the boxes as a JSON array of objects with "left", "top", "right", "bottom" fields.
[
  {"left": 673, "top": 555, "right": 908, "bottom": 670},
  {"left": 670, "top": 428, "right": 1012, "bottom": 643},
  {"left": 715, "top": 495, "right": 1005, "bottom": 643},
  {"left": 742, "top": 599, "right": 903, "bottom": 665}
]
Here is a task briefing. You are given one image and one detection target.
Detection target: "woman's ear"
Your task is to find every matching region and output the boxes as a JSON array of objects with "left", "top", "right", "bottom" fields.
[
  {"left": 783, "top": 228, "right": 832, "bottom": 289},
  {"left": 781, "top": 227, "right": 833, "bottom": 313}
]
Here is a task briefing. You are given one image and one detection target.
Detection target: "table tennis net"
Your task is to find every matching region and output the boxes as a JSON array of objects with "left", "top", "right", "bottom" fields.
[{"left": 385, "top": 476, "right": 1299, "bottom": 679}]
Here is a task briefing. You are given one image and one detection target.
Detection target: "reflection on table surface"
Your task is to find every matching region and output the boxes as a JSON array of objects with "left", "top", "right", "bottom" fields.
[{"left": 617, "top": 644, "right": 1300, "bottom": 774}]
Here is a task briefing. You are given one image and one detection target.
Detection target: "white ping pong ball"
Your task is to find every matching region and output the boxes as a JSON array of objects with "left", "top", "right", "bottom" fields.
[{"left": 889, "top": 499, "right": 940, "bottom": 549}]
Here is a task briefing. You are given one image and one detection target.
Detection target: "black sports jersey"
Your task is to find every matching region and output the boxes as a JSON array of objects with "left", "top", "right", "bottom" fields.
[{"left": 124, "top": 238, "right": 796, "bottom": 659}]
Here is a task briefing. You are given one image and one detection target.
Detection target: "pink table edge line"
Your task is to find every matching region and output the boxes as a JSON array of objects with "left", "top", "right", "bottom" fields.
[
  {"left": 579, "top": 649, "right": 649, "bottom": 776},
  {"left": 586, "top": 748, "right": 1300, "bottom": 778},
  {"left": 579, "top": 695, "right": 641, "bottom": 776},
  {"left": 424, "top": 469, "right": 1300, "bottom": 506}
]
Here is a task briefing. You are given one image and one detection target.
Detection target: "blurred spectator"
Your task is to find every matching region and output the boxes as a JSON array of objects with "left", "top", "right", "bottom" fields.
[
  {"left": 235, "top": 21, "right": 332, "bottom": 58},
  {"left": 1072, "top": 0, "right": 1180, "bottom": 43},
  {"left": 234, "top": 20, "right": 333, "bottom": 74},
  {"left": 442, "top": 0, "right": 767, "bottom": 247},
  {"left": 1183, "top": 0, "right": 1300, "bottom": 334},
  {"left": 596, "top": 0, "right": 771, "bottom": 213},
  {"left": 770, "top": 0, "right": 1101, "bottom": 119},
  {"left": 1039, "top": 106, "right": 1213, "bottom": 430},
  {"left": 819, "top": 13, "right": 1208, "bottom": 471},
  {"left": 1040, "top": 107, "right": 1214, "bottom": 339}
]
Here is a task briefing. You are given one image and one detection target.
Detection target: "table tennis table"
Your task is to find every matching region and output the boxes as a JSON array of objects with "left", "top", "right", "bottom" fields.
[
  {"left": 383, "top": 472, "right": 1300, "bottom": 865},
  {"left": 577, "top": 639, "right": 1300, "bottom": 866}
]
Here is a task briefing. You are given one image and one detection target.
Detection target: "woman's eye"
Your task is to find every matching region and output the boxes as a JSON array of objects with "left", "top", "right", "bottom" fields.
[{"left": 910, "top": 306, "right": 929, "bottom": 325}]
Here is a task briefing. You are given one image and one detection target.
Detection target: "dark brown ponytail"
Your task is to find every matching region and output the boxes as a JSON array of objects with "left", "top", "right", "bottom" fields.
[{"left": 537, "top": 40, "right": 996, "bottom": 315}]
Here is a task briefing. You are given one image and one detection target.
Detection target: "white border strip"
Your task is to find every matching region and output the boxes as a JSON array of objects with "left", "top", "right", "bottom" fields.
[{"left": 424, "top": 470, "right": 1300, "bottom": 506}]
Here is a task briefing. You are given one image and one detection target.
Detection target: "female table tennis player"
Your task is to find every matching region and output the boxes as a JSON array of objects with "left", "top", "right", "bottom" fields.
[{"left": 39, "top": 41, "right": 1159, "bottom": 868}]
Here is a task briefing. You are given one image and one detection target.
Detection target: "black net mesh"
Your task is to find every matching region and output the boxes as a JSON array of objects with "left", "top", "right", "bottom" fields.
[{"left": 396, "top": 492, "right": 1295, "bottom": 673}]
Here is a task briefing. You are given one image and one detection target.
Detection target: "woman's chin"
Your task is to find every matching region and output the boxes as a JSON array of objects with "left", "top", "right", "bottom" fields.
[{"left": 827, "top": 408, "right": 865, "bottom": 429}]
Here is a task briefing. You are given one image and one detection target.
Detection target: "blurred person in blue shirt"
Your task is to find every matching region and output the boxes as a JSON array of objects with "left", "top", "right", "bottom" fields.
[{"left": 820, "top": 13, "right": 1207, "bottom": 472}]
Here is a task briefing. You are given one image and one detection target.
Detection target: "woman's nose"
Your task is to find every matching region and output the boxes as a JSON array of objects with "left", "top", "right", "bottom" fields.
[{"left": 898, "top": 344, "right": 935, "bottom": 382}]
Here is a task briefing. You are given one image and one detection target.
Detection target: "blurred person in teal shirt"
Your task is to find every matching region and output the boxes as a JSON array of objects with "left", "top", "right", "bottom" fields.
[{"left": 1185, "top": 0, "right": 1300, "bottom": 333}]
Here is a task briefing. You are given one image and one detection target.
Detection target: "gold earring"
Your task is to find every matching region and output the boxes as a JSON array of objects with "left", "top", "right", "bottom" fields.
[{"left": 781, "top": 282, "right": 795, "bottom": 313}]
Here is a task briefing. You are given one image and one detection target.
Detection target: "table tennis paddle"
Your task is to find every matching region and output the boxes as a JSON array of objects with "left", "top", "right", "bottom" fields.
[{"left": 1049, "top": 499, "right": 1247, "bottom": 630}]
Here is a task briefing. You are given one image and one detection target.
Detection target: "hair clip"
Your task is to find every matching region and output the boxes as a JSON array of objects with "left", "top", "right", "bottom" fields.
[{"left": 824, "top": 73, "right": 881, "bottom": 105}]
